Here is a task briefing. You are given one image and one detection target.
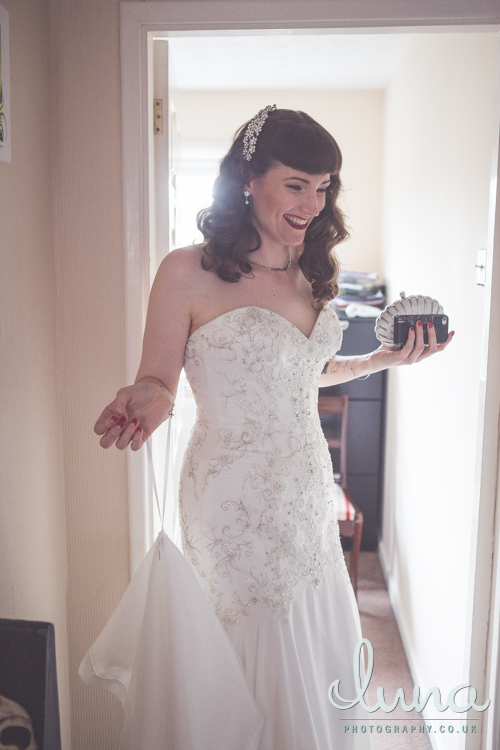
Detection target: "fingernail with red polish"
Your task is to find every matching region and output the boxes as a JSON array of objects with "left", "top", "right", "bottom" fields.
[
  {"left": 110, "top": 415, "right": 119, "bottom": 423},
  {"left": 410, "top": 326, "right": 415, "bottom": 333},
  {"left": 428, "top": 322, "right": 433, "bottom": 329},
  {"left": 131, "top": 418, "right": 138, "bottom": 426},
  {"left": 117, "top": 419, "right": 126, "bottom": 428},
  {"left": 417, "top": 320, "right": 423, "bottom": 328}
]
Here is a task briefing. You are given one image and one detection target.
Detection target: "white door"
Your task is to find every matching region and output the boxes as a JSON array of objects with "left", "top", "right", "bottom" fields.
[{"left": 148, "top": 39, "right": 196, "bottom": 551}]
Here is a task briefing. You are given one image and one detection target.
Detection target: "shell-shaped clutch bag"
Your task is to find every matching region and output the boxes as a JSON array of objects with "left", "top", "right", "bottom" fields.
[{"left": 375, "top": 292, "right": 445, "bottom": 349}]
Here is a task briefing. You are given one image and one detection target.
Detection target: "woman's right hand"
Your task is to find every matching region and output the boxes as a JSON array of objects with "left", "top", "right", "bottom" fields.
[
  {"left": 94, "top": 380, "right": 175, "bottom": 451},
  {"left": 94, "top": 247, "right": 200, "bottom": 451}
]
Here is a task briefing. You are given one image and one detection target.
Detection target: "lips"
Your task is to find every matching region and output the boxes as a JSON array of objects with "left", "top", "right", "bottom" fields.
[{"left": 284, "top": 214, "right": 308, "bottom": 229}]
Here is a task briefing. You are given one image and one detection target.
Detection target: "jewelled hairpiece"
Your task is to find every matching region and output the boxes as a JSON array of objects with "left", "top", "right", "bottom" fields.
[{"left": 242, "top": 104, "right": 277, "bottom": 161}]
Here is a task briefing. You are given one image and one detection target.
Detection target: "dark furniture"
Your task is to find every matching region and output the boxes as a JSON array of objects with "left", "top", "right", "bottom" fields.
[
  {"left": 320, "top": 309, "right": 387, "bottom": 551},
  {"left": 318, "top": 394, "right": 364, "bottom": 597},
  {"left": 0, "top": 619, "right": 61, "bottom": 750}
]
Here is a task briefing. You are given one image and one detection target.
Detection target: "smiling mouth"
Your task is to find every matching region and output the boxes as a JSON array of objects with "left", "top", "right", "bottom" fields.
[{"left": 284, "top": 214, "right": 308, "bottom": 229}]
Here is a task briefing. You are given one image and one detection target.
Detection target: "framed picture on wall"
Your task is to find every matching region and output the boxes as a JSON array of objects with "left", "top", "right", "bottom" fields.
[{"left": 0, "top": 4, "right": 10, "bottom": 163}]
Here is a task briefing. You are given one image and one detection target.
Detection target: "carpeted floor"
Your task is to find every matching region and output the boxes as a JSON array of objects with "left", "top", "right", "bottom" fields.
[{"left": 347, "top": 550, "right": 432, "bottom": 749}]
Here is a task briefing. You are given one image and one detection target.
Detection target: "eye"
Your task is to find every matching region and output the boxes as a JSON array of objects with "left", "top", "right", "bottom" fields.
[{"left": 285, "top": 184, "right": 302, "bottom": 191}]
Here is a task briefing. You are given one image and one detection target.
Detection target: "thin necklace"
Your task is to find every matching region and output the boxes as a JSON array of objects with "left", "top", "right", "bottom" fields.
[{"left": 248, "top": 248, "right": 291, "bottom": 272}]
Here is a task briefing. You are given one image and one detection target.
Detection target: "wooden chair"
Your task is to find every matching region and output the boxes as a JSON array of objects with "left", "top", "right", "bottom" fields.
[{"left": 318, "top": 394, "right": 364, "bottom": 598}]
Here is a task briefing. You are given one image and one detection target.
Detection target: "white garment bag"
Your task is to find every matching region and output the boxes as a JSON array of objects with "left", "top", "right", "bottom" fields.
[{"left": 79, "top": 422, "right": 264, "bottom": 750}]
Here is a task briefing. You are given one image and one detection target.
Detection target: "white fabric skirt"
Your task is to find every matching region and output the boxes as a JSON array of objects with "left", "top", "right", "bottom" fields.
[
  {"left": 228, "top": 564, "right": 371, "bottom": 750},
  {"left": 79, "top": 532, "right": 371, "bottom": 749}
]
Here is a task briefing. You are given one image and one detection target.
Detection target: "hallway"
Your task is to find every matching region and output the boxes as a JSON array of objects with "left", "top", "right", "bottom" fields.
[{"left": 355, "top": 552, "right": 431, "bottom": 748}]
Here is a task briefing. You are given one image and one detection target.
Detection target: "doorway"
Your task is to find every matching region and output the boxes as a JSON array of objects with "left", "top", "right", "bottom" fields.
[{"left": 120, "top": 5, "right": 500, "bottom": 748}]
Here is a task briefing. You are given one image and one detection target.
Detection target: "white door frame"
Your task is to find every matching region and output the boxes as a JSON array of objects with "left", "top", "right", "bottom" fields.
[{"left": 120, "top": 3, "right": 500, "bottom": 748}]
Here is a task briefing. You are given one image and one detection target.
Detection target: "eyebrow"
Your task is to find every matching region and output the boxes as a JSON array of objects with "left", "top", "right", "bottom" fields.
[{"left": 284, "top": 176, "right": 331, "bottom": 185}]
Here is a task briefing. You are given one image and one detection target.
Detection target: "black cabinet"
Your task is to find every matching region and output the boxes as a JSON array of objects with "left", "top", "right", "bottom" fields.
[
  {"left": 0, "top": 619, "right": 62, "bottom": 750},
  {"left": 320, "top": 310, "right": 387, "bottom": 551}
]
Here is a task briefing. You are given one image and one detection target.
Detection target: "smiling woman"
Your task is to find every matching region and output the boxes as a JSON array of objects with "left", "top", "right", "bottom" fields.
[
  {"left": 246, "top": 165, "right": 331, "bottom": 265},
  {"left": 197, "top": 107, "right": 348, "bottom": 307},
  {"left": 87, "top": 105, "right": 453, "bottom": 750}
]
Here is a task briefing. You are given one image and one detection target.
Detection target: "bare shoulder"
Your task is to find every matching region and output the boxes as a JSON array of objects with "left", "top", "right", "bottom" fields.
[
  {"left": 156, "top": 244, "right": 206, "bottom": 284},
  {"left": 147, "top": 245, "right": 212, "bottom": 331},
  {"left": 150, "top": 244, "right": 208, "bottom": 309}
]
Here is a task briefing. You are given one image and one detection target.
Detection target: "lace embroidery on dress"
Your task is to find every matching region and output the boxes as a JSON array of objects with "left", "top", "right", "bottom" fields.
[{"left": 179, "top": 306, "right": 351, "bottom": 631}]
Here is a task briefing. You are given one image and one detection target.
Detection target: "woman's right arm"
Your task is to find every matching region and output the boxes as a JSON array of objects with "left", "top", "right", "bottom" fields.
[
  {"left": 319, "top": 321, "right": 454, "bottom": 388},
  {"left": 94, "top": 248, "right": 199, "bottom": 451}
]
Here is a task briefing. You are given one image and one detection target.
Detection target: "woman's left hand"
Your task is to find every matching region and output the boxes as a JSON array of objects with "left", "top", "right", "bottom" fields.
[{"left": 369, "top": 320, "right": 455, "bottom": 372}]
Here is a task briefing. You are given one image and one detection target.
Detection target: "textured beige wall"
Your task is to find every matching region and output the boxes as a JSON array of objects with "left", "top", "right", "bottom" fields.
[
  {"left": 0, "top": 0, "right": 71, "bottom": 746},
  {"left": 49, "top": 0, "right": 130, "bottom": 748},
  {"left": 173, "top": 89, "right": 384, "bottom": 274},
  {"left": 379, "top": 32, "right": 499, "bottom": 739},
  {"left": 1, "top": 0, "right": 131, "bottom": 747}
]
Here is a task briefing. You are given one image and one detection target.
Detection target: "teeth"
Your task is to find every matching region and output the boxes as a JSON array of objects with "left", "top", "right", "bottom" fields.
[{"left": 284, "top": 214, "right": 307, "bottom": 226}]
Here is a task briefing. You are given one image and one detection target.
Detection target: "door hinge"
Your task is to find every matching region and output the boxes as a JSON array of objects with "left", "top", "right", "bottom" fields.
[
  {"left": 153, "top": 99, "right": 163, "bottom": 135},
  {"left": 475, "top": 248, "right": 487, "bottom": 286}
]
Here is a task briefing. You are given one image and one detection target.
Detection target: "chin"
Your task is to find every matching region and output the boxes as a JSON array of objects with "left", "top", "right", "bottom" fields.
[{"left": 286, "top": 232, "right": 307, "bottom": 246}]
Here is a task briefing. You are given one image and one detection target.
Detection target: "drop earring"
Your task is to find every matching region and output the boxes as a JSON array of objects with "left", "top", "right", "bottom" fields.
[{"left": 244, "top": 191, "right": 250, "bottom": 205}]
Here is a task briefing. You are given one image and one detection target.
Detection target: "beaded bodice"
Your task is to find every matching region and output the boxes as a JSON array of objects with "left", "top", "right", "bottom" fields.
[{"left": 179, "top": 305, "right": 350, "bottom": 630}]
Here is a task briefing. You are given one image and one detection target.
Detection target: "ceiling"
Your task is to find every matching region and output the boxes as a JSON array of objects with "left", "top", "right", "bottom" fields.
[{"left": 166, "top": 33, "right": 413, "bottom": 91}]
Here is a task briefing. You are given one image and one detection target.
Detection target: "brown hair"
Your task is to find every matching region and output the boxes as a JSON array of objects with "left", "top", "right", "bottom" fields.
[{"left": 197, "top": 109, "right": 348, "bottom": 308}]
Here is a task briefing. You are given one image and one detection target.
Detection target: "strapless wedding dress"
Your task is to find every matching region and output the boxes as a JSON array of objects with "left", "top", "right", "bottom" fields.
[{"left": 80, "top": 305, "right": 371, "bottom": 750}]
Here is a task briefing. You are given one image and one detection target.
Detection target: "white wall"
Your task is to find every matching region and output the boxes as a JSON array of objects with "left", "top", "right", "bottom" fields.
[
  {"left": 172, "top": 89, "right": 384, "bottom": 274},
  {"left": 0, "top": 0, "right": 70, "bottom": 746},
  {"left": 379, "top": 32, "right": 499, "bottom": 749},
  {"left": 1, "top": 1, "right": 131, "bottom": 748},
  {"left": 50, "top": 1, "right": 130, "bottom": 747}
]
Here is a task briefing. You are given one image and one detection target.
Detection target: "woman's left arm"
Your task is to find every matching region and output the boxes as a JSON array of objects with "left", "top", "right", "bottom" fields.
[{"left": 319, "top": 320, "right": 455, "bottom": 388}]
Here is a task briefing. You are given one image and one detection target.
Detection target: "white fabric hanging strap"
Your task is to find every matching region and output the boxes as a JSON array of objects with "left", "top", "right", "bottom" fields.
[{"left": 145, "top": 416, "right": 172, "bottom": 532}]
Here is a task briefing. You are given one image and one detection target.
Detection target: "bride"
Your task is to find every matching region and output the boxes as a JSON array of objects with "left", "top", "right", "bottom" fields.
[{"left": 92, "top": 106, "right": 453, "bottom": 749}]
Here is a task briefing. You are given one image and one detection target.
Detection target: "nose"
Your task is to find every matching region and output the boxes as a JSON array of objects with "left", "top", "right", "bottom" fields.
[{"left": 300, "top": 190, "right": 321, "bottom": 217}]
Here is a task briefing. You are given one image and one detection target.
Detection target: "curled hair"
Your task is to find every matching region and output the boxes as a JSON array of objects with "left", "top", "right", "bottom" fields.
[{"left": 197, "top": 109, "right": 348, "bottom": 308}]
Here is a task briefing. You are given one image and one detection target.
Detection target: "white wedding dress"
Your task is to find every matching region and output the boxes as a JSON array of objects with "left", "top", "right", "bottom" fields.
[{"left": 80, "top": 304, "right": 371, "bottom": 750}]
